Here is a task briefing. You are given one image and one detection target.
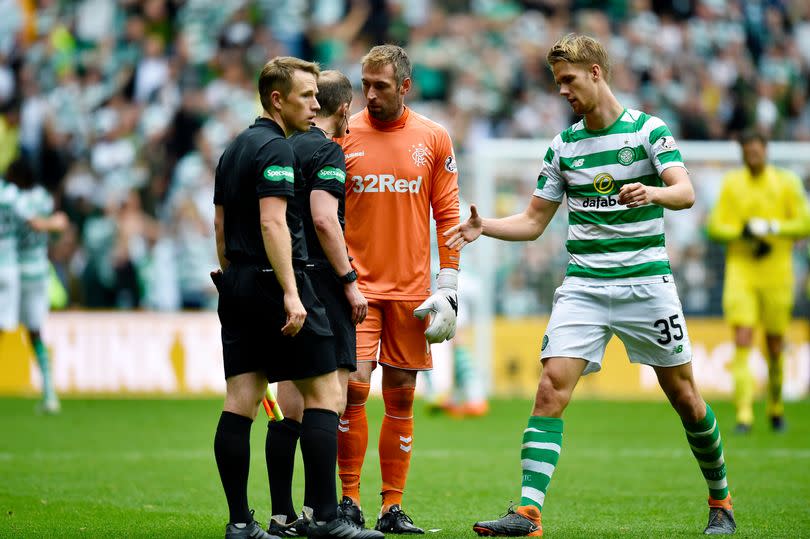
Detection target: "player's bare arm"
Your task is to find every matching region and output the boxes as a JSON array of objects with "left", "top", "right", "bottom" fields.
[
  {"left": 445, "top": 196, "right": 560, "bottom": 251},
  {"left": 259, "top": 195, "right": 306, "bottom": 336},
  {"left": 618, "top": 166, "right": 695, "bottom": 210},
  {"left": 27, "top": 211, "right": 69, "bottom": 233},
  {"left": 310, "top": 189, "right": 368, "bottom": 325}
]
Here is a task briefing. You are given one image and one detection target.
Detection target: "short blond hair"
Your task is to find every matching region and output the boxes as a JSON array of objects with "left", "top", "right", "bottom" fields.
[
  {"left": 361, "top": 44, "right": 411, "bottom": 87},
  {"left": 546, "top": 33, "right": 610, "bottom": 81},
  {"left": 258, "top": 56, "right": 320, "bottom": 114}
]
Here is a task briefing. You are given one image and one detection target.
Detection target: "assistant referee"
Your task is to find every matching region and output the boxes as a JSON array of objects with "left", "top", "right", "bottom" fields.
[{"left": 265, "top": 69, "right": 384, "bottom": 539}]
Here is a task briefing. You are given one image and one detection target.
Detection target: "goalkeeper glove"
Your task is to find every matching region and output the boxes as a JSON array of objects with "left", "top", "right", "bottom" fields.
[
  {"left": 752, "top": 239, "right": 773, "bottom": 259},
  {"left": 413, "top": 268, "right": 459, "bottom": 344},
  {"left": 742, "top": 218, "right": 779, "bottom": 238}
]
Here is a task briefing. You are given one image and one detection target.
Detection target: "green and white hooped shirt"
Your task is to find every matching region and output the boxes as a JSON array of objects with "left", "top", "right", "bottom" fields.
[
  {"left": 0, "top": 179, "right": 21, "bottom": 268},
  {"left": 534, "top": 109, "right": 685, "bottom": 285},
  {"left": 16, "top": 185, "right": 55, "bottom": 280}
]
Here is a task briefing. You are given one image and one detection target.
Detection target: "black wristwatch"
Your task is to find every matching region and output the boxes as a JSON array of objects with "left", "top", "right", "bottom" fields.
[{"left": 340, "top": 269, "right": 358, "bottom": 284}]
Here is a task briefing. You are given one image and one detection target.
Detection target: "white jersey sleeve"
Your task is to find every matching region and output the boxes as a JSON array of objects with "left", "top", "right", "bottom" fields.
[{"left": 533, "top": 136, "right": 566, "bottom": 203}]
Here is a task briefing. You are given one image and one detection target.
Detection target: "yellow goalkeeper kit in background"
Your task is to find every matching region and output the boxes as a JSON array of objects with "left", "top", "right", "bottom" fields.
[{"left": 707, "top": 163, "right": 810, "bottom": 430}]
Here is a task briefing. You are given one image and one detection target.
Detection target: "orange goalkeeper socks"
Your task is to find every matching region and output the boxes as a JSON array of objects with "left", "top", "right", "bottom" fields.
[{"left": 379, "top": 386, "right": 415, "bottom": 509}]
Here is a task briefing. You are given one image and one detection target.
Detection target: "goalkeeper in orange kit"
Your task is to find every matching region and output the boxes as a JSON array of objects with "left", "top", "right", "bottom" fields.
[
  {"left": 337, "top": 44, "right": 461, "bottom": 534},
  {"left": 707, "top": 130, "right": 810, "bottom": 433}
]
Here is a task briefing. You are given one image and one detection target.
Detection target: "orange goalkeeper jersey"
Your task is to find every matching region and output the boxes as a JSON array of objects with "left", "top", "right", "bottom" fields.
[{"left": 341, "top": 107, "right": 460, "bottom": 300}]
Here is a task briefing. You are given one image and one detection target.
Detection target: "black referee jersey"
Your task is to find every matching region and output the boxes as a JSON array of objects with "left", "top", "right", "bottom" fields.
[
  {"left": 214, "top": 117, "right": 308, "bottom": 265},
  {"left": 289, "top": 126, "right": 348, "bottom": 264}
]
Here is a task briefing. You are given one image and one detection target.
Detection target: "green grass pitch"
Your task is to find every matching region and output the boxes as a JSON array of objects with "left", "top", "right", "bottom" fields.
[{"left": 1, "top": 397, "right": 808, "bottom": 537}]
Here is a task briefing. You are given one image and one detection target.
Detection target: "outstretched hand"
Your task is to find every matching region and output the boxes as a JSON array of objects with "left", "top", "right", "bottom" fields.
[{"left": 444, "top": 204, "right": 483, "bottom": 251}]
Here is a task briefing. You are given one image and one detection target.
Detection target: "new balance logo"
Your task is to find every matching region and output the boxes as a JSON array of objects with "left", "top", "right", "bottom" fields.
[{"left": 351, "top": 175, "right": 422, "bottom": 194}]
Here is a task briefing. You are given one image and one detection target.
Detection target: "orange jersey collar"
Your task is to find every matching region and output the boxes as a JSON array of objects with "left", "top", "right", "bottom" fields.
[{"left": 365, "top": 106, "right": 410, "bottom": 131}]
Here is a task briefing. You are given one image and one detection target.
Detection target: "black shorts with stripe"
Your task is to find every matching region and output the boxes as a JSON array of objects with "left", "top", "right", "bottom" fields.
[
  {"left": 216, "top": 263, "right": 335, "bottom": 382},
  {"left": 307, "top": 264, "right": 356, "bottom": 372}
]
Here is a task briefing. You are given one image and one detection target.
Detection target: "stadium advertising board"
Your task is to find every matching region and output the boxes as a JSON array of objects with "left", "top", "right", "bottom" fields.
[{"left": 0, "top": 313, "right": 807, "bottom": 399}]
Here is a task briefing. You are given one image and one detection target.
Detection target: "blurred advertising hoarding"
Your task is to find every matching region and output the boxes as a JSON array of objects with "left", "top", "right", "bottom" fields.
[
  {"left": 0, "top": 312, "right": 807, "bottom": 399},
  {"left": 491, "top": 317, "right": 809, "bottom": 399}
]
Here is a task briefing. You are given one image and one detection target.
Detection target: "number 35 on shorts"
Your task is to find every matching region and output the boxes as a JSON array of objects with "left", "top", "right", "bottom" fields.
[{"left": 652, "top": 314, "right": 687, "bottom": 355}]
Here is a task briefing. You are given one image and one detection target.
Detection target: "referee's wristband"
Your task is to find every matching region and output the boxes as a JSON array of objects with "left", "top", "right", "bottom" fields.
[{"left": 340, "top": 269, "right": 358, "bottom": 284}]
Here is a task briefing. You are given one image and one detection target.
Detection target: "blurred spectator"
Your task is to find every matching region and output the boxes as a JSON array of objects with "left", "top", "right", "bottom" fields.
[{"left": 0, "top": 0, "right": 809, "bottom": 314}]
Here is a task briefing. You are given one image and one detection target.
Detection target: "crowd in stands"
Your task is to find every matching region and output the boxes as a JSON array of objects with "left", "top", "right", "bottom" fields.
[{"left": 0, "top": 0, "right": 808, "bottom": 313}]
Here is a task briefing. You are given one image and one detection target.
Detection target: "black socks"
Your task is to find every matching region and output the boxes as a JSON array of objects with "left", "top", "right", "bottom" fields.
[
  {"left": 214, "top": 411, "right": 254, "bottom": 524},
  {"left": 266, "top": 417, "right": 302, "bottom": 520},
  {"left": 300, "top": 408, "right": 339, "bottom": 522}
]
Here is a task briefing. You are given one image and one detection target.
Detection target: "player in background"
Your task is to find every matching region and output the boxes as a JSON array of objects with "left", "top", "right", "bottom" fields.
[
  {"left": 265, "top": 70, "right": 380, "bottom": 539},
  {"left": 4, "top": 158, "right": 68, "bottom": 413},
  {"left": 0, "top": 175, "right": 22, "bottom": 368},
  {"left": 338, "top": 44, "right": 460, "bottom": 534},
  {"left": 447, "top": 34, "right": 736, "bottom": 536},
  {"left": 706, "top": 131, "right": 810, "bottom": 433}
]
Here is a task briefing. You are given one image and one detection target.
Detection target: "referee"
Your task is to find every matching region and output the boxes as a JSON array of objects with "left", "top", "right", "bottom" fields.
[
  {"left": 265, "top": 70, "right": 382, "bottom": 539},
  {"left": 212, "top": 57, "right": 342, "bottom": 539}
]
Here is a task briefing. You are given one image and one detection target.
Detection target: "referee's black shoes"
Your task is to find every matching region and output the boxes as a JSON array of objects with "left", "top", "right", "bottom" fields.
[
  {"left": 226, "top": 512, "right": 280, "bottom": 539},
  {"left": 305, "top": 513, "right": 384, "bottom": 539}
]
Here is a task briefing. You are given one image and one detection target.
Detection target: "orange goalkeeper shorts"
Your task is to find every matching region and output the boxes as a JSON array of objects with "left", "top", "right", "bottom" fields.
[{"left": 356, "top": 297, "right": 432, "bottom": 370}]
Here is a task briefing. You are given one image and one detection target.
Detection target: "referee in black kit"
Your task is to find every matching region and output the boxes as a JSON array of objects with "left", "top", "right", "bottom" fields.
[
  {"left": 265, "top": 71, "right": 382, "bottom": 539},
  {"left": 211, "top": 57, "right": 348, "bottom": 539}
]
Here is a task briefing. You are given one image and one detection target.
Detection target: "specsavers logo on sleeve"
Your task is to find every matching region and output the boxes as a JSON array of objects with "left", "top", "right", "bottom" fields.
[
  {"left": 317, "top": 166, "right": 346, "bottom": 183},
  {"left": 263, "top": 166, "right": 294, "bottom": 183}
]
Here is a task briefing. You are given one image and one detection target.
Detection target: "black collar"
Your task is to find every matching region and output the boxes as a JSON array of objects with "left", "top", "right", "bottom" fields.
[{"left": 251, "top": 117, "right": 285, "bottom": 136}]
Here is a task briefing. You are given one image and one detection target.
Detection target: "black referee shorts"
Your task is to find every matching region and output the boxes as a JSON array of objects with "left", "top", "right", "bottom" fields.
[
  {"left": 307, "top": 265, "right": 357, "bottom": 372},
  {"left": 216, "top": 263, "right": 336, "bottom": 382}
]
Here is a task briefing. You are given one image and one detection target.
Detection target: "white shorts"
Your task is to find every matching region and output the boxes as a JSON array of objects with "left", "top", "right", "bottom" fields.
[
  {"left": 0, "top": 267, "right": 20, "bottom": 330},
  {"left": 20, "top": 276, "right": 49, "bottom": 330},
  {"left": 540, "top": 280, "right": 692, "bottom": 375}
]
